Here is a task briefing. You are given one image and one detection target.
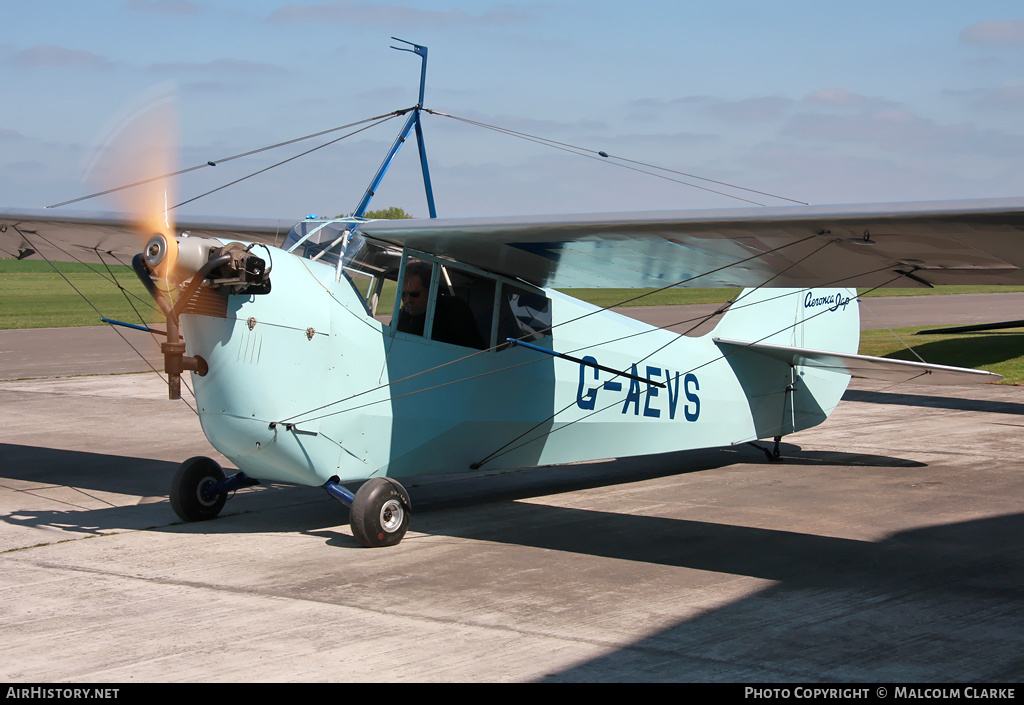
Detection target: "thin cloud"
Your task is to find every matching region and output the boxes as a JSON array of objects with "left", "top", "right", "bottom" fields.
[
  {"left": 782, "top": 109, "right": 1024, "bottom": 158},
  {"left": 269, "top": 1, "right": 532, "bottom": 28},
  {"left": 702, "top": 96, "right": 794, "bottom": 123},
  {"left": 150, "top": 58, "right": 287, "bottom": 73},
  {"left": 803, "top": 88, "right": 897, "bottom": 110},
  {"left": 9, "top": 45, "right": 113, "bottom": 69},
  {"left": 434, "top": 109, "right": 609, "bottom": 136},
  {"left": 126, "top": 0, "right": 201, "bottom": 14},
  {"left": 960, "top": 19, "right": 1024, "bottom": 46},
  {"left": 973, "top": 82, "right": 1024, "bottom": 110}
]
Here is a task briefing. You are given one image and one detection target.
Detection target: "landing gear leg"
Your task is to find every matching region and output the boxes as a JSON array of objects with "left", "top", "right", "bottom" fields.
[{"left": 326, "top": 477, "right": 411, "bottom": 548}]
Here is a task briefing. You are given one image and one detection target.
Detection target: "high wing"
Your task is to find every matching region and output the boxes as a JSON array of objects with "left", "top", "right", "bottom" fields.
[
  {"left": 358, "top": 197, "right": 1024, "bottom": 290},
  {"left": 6, "top": 198, "right": 1024, "bottom": 292},
  {"left": 0, "top": 207, "right": 294, "bottom": 264}
]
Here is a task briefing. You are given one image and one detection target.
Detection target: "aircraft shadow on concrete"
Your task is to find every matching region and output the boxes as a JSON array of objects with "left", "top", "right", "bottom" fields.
[
  {"left": 843, "top": 388, "right": 1024, "bottom": 415},
  {"left": 2, "top": 441, "right": 923, "bottom": 541},
  {"left": 5, "top": 443, "right": 1018, "bottom": 681},
  {"left": 0, "top": 443, "right": 313, "bottom": 536},
  {"left": 527, "top": 511, "right": 1024, "bottom": 682}
]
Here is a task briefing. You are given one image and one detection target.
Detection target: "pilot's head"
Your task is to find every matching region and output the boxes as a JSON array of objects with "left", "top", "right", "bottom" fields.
[{"left": 402, "top": 261, "right": 431, "bottom": 317}]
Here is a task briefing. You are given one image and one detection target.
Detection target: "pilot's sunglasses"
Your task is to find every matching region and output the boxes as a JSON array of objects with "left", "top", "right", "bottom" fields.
[{"left": 402, "top": 291, "right": 422, "bottom": 299}]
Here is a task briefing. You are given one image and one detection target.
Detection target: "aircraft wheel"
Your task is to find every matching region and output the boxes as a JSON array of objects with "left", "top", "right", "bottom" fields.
[
  {"left": 170, "top": 456, "right": 227, "bottom": 522},
  {"left": 350, "top": 478, "right": 411, "bottom": 548}
]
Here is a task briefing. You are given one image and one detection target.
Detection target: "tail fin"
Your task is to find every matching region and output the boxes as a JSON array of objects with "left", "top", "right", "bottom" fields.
[
  {"left": 709, "top": 287, "right": 859, "bottom": 439},
  {"left": 711, "top": 287, "right": 859, "bottom": 354}
]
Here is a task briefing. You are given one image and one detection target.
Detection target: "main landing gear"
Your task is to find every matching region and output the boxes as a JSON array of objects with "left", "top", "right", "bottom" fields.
[
  {"left": 169, "top": 457, "right": 411, "bottom": 548},
  {"left": 169, "top": 456, "right": 258, "bottom": 522},
  {"left": 325, "top": 477, "right": 412, "bottom": 548}
]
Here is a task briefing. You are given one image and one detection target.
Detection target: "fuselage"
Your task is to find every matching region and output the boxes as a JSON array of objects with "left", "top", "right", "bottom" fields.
[{"left": 182, "top": 243, "right": 859, "bottom": 487}]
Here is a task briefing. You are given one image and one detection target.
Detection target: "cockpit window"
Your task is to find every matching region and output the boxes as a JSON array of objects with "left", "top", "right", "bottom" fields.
[
  {"left": 499, "top": 285, "right": 551, "bottom": 343},
  {"left": 392, "top": 257, "right": 493, "bottom": 350},
  {"left": 389, "top": 251, "right": 551, "bottom": 351}
]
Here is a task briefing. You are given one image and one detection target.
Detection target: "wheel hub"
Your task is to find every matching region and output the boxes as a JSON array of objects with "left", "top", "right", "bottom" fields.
[
  {"left": 197, "top": 477, "right": 220, "bottom": 506},
  {"left": 380, "top": 499, "right": 404, "bottom": 533}
]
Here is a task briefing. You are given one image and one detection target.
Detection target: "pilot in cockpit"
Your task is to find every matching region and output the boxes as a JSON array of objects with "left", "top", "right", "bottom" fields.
[{"left": 395, "top": 261, "right": 485, "bottom": 349}]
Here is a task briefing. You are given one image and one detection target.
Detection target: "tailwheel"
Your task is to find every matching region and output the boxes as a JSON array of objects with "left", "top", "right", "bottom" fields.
[
  {"left": 170, "top": 456, "right": 227, "bottom": 522},
  {"left": 350, "top": 478, "right": 411, "bottom": 548}
]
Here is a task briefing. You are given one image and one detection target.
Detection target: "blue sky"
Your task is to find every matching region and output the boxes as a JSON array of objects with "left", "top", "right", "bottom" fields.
[{"left": 3, "top": 1, "right": 1024, "bottom": 220}]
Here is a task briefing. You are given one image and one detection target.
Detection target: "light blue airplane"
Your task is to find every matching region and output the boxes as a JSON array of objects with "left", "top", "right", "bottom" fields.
[{"left": 1, "top": 41, "right": 1019, "bottom": 547}]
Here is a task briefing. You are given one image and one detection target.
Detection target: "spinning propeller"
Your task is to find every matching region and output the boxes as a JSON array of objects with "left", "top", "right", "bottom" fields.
[
  {"left": 84, "top": 85, "right": 183, "bottom": 290},
  {"left": 86, "top": 88, "right": 238, "bottom": 399},
  {"left": 83, "top": 88, "right": 272, "bottom": 399}
]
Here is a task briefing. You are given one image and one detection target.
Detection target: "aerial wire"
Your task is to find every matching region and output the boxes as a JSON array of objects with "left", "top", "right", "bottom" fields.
[
  {"left": 13, "top": 227, "right": 199, "bottom": 415},
  {"left": 425, "top": 109, "right": 809, "bottom": 207},
  {"left": 46, "top": 109, "right": 413, "bottom": 209},
  {"left": 474, "top": 269, "right": 912, "bottom": 468},
  {"left": 169, "top": 115, "right": 399, "bottom": 211},
  {"left": 277, "top": 233, "right": 826, "bottom": 424}
]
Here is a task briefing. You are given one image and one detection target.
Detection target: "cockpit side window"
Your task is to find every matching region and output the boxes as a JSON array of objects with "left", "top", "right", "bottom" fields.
[
  {"left": 497, "top": 284, "right": 552, "bottom": 346},
  {"left": 391, "top": 255, "right": 496, "bottom": 350},
  {"left": 432, "top": 266, "right": 494, "bottom": 350},
  {"left": 393, "top": 259, "right": 435, "bottom": 339}
]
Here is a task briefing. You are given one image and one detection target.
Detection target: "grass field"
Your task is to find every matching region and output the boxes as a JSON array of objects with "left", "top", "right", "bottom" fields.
[
  {"left": 859, "top": 326, "right": 1024, "bottom": 384},
  {"left": 3, "top": 258, "right": 1021, "bottom": 382},
  {"left": 0, "top": 260, "right": 161, "bottom": 330}
]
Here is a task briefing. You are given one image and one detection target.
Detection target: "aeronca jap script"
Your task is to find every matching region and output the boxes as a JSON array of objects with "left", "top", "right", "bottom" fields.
[{"left": 804, "top": 290, "right": 854, "bottom": 312}]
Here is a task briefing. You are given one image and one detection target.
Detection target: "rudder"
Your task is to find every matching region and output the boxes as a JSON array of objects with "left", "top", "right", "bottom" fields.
[{"left": 709, "top": 287, "right": 859, "bottom": 439}]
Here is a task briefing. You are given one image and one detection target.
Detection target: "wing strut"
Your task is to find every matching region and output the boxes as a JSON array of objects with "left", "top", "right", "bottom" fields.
[{"left": 352, "top": 39, "right": 437, "bottom": 219}]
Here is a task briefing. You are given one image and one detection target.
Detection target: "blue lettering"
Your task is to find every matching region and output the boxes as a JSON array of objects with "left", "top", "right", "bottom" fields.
[
  {"left": 622, "top": 364, "right": 641, "bottom": 415},
  {"left": 576, "top": 356, "right": 599, "bottom": 410},
  {"left": 665, "top": 371, "right": 681, "bottom": 419},
  {"left": 643, "top": 366, "right": 662, "bottom": 418},
  {"left": 578, "top": 360, "right": 700, "bottom": 422},
  {"left": 804, "top": 289, "right": 852, "bottom": 312},
  {"left": 684, "top": 373, "right": 700, "bottom": 421}
]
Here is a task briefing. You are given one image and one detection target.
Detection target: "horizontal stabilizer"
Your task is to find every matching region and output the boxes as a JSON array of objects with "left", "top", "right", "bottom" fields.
[{"left": 713, "top": 337, "right": 1003, "bottom": 385}]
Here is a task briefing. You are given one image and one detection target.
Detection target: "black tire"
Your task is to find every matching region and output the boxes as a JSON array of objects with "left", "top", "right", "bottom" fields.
[
  {"left": 350, "top": 478, "right": 411, "bottom": 548},
  {"left": 170, "top": 456, "right": 227, "bottom": 522}
]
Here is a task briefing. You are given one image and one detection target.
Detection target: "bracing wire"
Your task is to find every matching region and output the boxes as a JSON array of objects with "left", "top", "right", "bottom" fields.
[
  {"left": 283, "top": 243, "right": 901, "bottom": 433},
  {"left": 170, "top": 115, "right": 399, "bottom": 211},
  {"left": 473, "top": 270, "right": 911, "bottom": 468},
  {"left": 277, "top": 233, "right": 826, "bottom": 425},
  {"left": 29, "top": 99, "right": 852, "bottom": 434},
  {"left": 14, "top": 227, "right": 199, "bottom": 415},
  {"left": 424, "top": 109, "right": 809, "bottom": 207},
  {"left": 46, "top": 108, "right": 413, "bottom": 210}
]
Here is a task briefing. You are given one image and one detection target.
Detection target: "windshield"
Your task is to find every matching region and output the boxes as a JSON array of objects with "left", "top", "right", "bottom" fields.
[
  {"left": 283, "top": 219, "right": 400, "bottom": 276},
  {"left": 282, "top": 219, "right": 357, "bottom": 266}
]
